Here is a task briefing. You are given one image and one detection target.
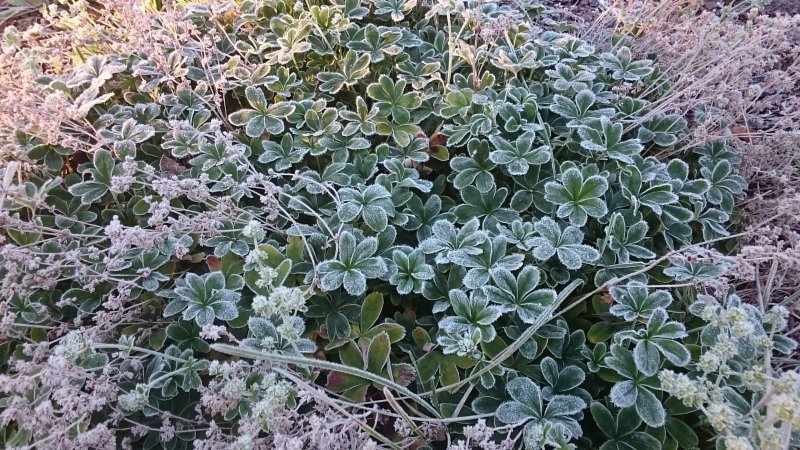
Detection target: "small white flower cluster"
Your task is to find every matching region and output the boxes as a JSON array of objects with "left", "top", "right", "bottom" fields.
[
  {"left": 276, "top": 317, "right": 301, "bottom": 341},
  {"left": 208, "top": 360, "right": 235, "bottom": 377},
  {"left": 252, "top": 286, "right": 307, "bottom": 318},
  {"left": 220, "top": 377, "right": 248, "bottom": 399},
  {"left": 724, "top": 435, "right": 753, "bottom": 450},
  {"left": 522, "top": 423, "right": 547, "bottom": 450},
  {"left": 662, "top": 294, "right": 800, "bottom": 450},
  {"left": 767, "top": 393, "right": 800, "bottom": 428},
  {"left": 117, "top": 384, "right": 150, "bottom": 413},
  {"left": 658, "top": 370, "right": 708, "bottom": 408},
  {"left": 454, "top": 332, "right": 480, "bottom": 358},
  {"left": 250, "top": 373, "right": 293, "bottom": 431},
  {"left": 53, "top": 331, "right": 94, "bottom": 363},
  {"left": 706, "top": 402, "right": 737, "bottom": 432},
  {"left": 763, "top": 305, "right": 790, "bottom": 331},
  {"left": 704, "top": 300, "right": 754, "bottom": 338},
  {"left": 109, "top": 156, "right": 138, "bottom": 194},
  {"left": 243, "top": 247, "right": 280, "bottom": 289},
  {"left": 698, "top": 336, "right": 736, "bottom": 374},
  {"left": 241, "top": 219, "right": 265, "bottom": 242},
  {"left": 694, "top": 296, "right": 766, "bottom": 376},
  {"left": 233, "top": 435, "right": 253, "bottom": 450}
]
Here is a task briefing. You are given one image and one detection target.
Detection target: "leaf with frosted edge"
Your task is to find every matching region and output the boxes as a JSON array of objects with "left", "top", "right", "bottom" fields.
[
  {"left": 609, "top": 284, "right": 672, "bottom": 320},
  {"left": 419, "top": 218, "right": 488, "bottom": 265},
  {"left": 439, "top": 289, "right": 501, "bottom": 342},
  {"left": 337, "top": 185, "right": 395, "bottom": 232},
  {"left": 603, "top": 344, "right": 665, "bottom": 427},
  {"left": 591, "top": 403, "right": 660, "bottom": 450},
  {"left": 390, "top": 249, "right": 434, "bottom": 295},
  {"left": 367, "top": 75, "right": 421, "bottom": 118},
  {"left": 529, "top": 217, "right": 599, "bottom": 269},
  {"left": 624, "top": 308, "right": 689, "bottom": 374},
  {"left": 489, "top": 133, "right": 552, "bottom": 176},
  {"left": 610, "top": 380, "right": 637, "bottom": 408},
  {"left": 259, "top": 134, "right": 307, "bottom": 170},
  {"left": 634, "top": 387, "right": 665, "bottom": 428},
  {"left": 620, "top": 166, "right": 679, "bottom": 215},
  {"left": 606, "top": 213, "right": 656, "bottom": 263},
  {"left": 601, "top": 47, "right": 654, "bottom": 81},
  {"left": 545, "top": 168, "right": 609, "bottom": 226},
  {"left": 549, "top": 89, "right": 613, "bottom": 126},
  {"left": 577, "top": 116, "right": 643, "bottom": 164},
  {"left": 504, "top": 377, "right": 543, "bottom": 415},
  {"left": 316, "top": 50, "right": 371, "bottom": 94},
  {"left": 497, "top": 377, "right": 586, "bottom": 439},
  {"left": 632, "top": 340, "right": 660, "bottom": 377},
  {"left": 540, "top": 357, "right": 589, "bottom": 402},
  {"left": 638, "top": 115, "right": 687, "bottom": 147},
  {"left": 452, "top": 236, "right": 524, "bottom": 289},
  {"left": 317, "top": 232, "right": 387, "bottom": 295},
  {"left": 450, "top": 142, "right": 497, "bottom": 192},
  {"left": 485, "top": 266, "right": 556, "bottom": 324},
  {"left": 228, "top": 86, "right": 295, "bottom": 137},
  {"left": 161, "top": 272, "right": 240, "bottom": 326}
]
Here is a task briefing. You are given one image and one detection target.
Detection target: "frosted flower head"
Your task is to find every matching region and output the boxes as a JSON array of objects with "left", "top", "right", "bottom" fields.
[
  {"left": 707, "top": 402, "right": 736, "bottom": 432},
  {"left": 269, "top": 286, "right": 307, "bottom": 317},
  {"left": 698, "top": 352, "right": 722, "bottom": 374},
  {"left": 242, "top": 220, "right": 265, "bottom": 242},
  {"left": 776, "top": 371, "right": 800, "bottom": 394},
  {"left": 701, "top": 301, "right": 721, "bottom": 322},
  {"left": 763, "top": 306, "right": 789, "bottom": 331},
  {"left": 255, "top": 265, "right": 279, "bottom": 288},
  {"left": 208, "top": 360, "right": 223, "bottom": 376},
  {"left": 768, "top": 393, "right": 799, "bottom": 424},
  {"left": 723, "top": 435, "right": 753, "bottom": 450},
  {"left": 753, "top": 335, "right": 772, "bottom": 351},
  {"left": 742, "top": 367, "right": 767, "bottom": 391},
  {"left": 252, "top": 294, "right": 275, "bottom": 317},
  {"left": 455, "top": 334, "right": 478, "bottom": 357},
  {"left": 259, "top": 335, "right": 277, "bottom": 351},
  {"left": 523, "top": 422, "right": 546, "bottom": 449},
  {"left": 245, "top": 248, "right": 268, "bottom": 268},
  {"left": 54, "top": 331, "right": 94, "bottom": 363},
  {"left": 730, "top": 318, "right": 755, "bottom": 338},
  {"left": 221, "top": 378, "right": 247, "bottom": 399},
  {"left": 758, "top": 426, "right": 786, "bottom": 450},
  {"left": 250, "top": 378, "right": 292, "bottom": 431},
  {"left": 251, "top": 287, "right": 305, "bottom": 318},
  {"left": 234, "top": 435, "right": 254, "bottom": 450},
  {"left": 719, "top": 307, "right": 753, "bottom": 338},
  {"left": 277, "top": 318, "right": 301, "bottom": 342},
  {"left": 659, "top": 370, "right": 707, "bottom": 408},
  {"left": 118, "top": 384, "right": 150, "bottom": 413}
]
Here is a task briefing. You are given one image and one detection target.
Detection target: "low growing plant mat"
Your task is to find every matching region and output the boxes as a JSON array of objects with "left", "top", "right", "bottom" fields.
[{"left": 0, "top": 0, "right": 798, "bottom": 449}]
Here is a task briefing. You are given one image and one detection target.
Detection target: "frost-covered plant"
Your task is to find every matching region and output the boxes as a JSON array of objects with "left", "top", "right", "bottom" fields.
[{"left": 0, "top": 0, "right": 787, "bottom": 449}]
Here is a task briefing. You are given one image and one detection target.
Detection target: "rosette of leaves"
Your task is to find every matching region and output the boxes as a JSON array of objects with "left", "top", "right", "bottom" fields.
[
  {"left": 529, "top": 217, "right": 600, "bottom": 270},
  {"left": 602, "top": 344, "right": 665, "bottom": 427},
  {"left": 496, "top": 377, "right": 587, "bottom": 443},
  {"left": 438, "top": 289, "right": 503, "bottom": 343},
  {"left": 544, "top": 167, "right": 609, "bottom": 226},
  {"left": 161, "top": 272, "right": 241, "bottom": 326},
  {"left": 317, "top": 231, "right": 387, "bottom": 296}
]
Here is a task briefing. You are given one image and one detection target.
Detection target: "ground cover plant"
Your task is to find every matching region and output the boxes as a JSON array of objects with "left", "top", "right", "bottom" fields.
[{"left": 0, "top": 0, "right": 798, "bottom": 449}]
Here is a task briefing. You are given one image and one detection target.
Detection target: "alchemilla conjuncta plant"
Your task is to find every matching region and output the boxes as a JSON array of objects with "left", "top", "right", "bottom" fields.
[{"left": 0, "top": 0, "right": 797, "bottom": 449}]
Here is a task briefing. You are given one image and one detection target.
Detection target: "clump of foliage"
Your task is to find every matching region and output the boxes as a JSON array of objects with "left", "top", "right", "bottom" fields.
[{"left": 0, "top": 0, "right": 797, "bottom": 449}]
